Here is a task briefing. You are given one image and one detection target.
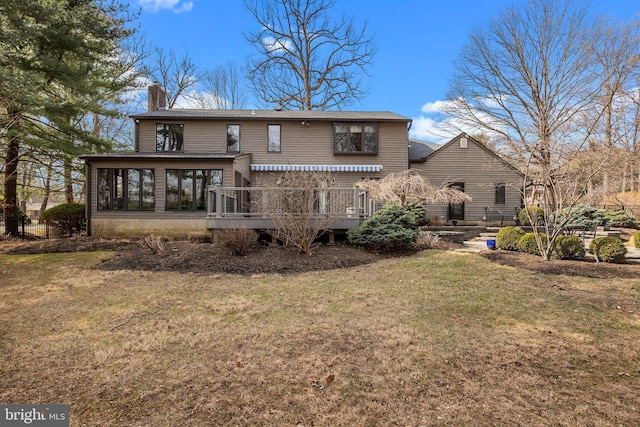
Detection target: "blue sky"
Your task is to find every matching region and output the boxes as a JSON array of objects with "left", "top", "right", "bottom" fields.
[{"left": 132, "top": 0, "right": 639, "bottom": 142}]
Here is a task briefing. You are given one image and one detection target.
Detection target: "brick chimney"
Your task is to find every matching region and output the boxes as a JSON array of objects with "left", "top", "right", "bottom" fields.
[{"left": 148, "top": 83, "right": 167, "bottom": 112}]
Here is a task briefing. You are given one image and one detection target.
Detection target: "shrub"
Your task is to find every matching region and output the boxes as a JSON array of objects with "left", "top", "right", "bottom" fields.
[
  {"left": 403, "top": 202, "right": 429, "bottom": 226},
  {"left": 634, "top": 230, "right": 640, "bottom": 249},
  {"left": 553, "top": 235, "right": 585, "bottom": 260},
  {"left": 141, "top": 234, "right": 165, "bottom": 254},
  {"left": 347, "top": 202, "right": 418, "bottom": 251},
  {"left": 603, "top": 209, "right": 637, "bottom": 228},
  {"left": 40, "top": 203, "right": 85, "bottom": 237},
  {"left": 589, "top": 236, "right": 627, "bottom": 263},
  {"left": 496, "top": 226, "right": 525, "bottom": 251},
  {"left": 518, "top": 206, "right": 544, "bottom": 226},
  {"left": 218, "top": 228, "right": 258, "bottom": 255},
  {"left": 518, "top": 232, "right": 548, "bottom": 255},
  {"left": 551, "top": 205, "right": 607, "bottom": 228},
  {"left": 415, "top": 231, "right": 440, "bottom": 249}
]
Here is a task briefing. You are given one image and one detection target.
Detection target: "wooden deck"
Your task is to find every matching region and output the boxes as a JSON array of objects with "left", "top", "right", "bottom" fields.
[{"left": 205, "top": 185, "right": 373, "bottom": 230}]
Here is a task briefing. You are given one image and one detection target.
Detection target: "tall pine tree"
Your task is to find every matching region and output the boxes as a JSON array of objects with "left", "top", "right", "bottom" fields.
[{"left": 0, "top": 0, "right": 138, "bottom": 235}]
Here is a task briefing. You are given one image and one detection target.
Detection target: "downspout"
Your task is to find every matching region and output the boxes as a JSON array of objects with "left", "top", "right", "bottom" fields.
[
  {"left": 134, "top": 120, "right": 140, "bottom": 152},
  {"left": 407, "top": 119, "right": 413, "bottom": 170}
]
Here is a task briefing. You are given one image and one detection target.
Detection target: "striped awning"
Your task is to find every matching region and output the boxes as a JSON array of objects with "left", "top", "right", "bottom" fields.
[{"left": 250, "top": 164, "right": 382, "bottom": 172}]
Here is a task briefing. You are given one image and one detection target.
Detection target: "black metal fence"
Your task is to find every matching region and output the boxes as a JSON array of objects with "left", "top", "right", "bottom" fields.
[{"left": 0, "top": 216, "right": 52, "bottom": 240}]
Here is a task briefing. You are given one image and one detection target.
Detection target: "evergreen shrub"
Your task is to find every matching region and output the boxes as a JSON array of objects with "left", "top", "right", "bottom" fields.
[
  {"left": 518, "top": 206, "right": 544, "bottom": 226},
  {"left": 403, "top": 202, "right": 429, "bottom": 226},
  {"left": 518, "top": 232, "right": 548, "bottom": 255},
  {"left": 589, "top": 237, "right": 627, "bottom": 263},
  {"left": 40, "top": 203, "right": 85, "bottom": 237},
  {"left": 553, "top": 235, "right": 585, "bottom": 260},
  {"left": 347, "top": 202, "right": 418, "bottom": 251},
  {"left": 603, "top": 209, "right": 637, "bottom": 228},
  {"left": 551, "top": 205, "right": 606, "bottom": 228},
  {"left": 496, "top": 226, "right": 525, "bottom": 251}
]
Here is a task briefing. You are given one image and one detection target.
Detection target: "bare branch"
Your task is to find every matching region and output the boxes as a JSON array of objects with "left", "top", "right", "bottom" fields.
[{"left": 243, "top": 0, "right": 376, "bottom": 110}]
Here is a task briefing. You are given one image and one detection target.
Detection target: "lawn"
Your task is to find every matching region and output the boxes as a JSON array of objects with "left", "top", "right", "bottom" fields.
[{"left": 1, "top": 249, "right": 639, "bottom": 426}]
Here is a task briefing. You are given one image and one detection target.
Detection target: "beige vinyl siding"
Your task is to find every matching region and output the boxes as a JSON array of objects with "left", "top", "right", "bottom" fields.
[
  {"left": 411, "top": 136, "right": 523, "bottom": 223},
  {"left": 233, "top": 154, "right": 252, "bottom": 185},
  {"left": 138, "top": 119, "right": 408, "bottom": 187}
]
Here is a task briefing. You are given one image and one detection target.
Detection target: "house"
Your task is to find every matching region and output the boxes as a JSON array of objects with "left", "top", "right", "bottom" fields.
[
  {"left": 409, "top": 134, "right": 524, "bottom": 225},
  {"left": 81, "top": 85, "right": 412, "bottom": 237}
]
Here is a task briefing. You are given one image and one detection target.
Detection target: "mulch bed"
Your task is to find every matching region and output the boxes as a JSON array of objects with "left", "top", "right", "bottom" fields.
[
  {"left": 479, "top": 249, "right": 640, "bottom": 279},
  {"left": 1, "top": 237, "right": 639, "bottom": 279}
]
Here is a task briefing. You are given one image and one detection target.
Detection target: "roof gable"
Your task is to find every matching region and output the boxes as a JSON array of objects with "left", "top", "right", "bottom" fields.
[{"left": 423, "top": 133, "right": 523, "bottom": 177}]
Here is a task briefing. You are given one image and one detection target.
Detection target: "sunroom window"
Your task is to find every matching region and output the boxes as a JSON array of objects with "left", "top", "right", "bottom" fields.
[
  {"left": 98, "top": 168, "right": 154, "bottom": 211},
  {"left": 166, "top": 169, "right": 223, "bottom": 211}
]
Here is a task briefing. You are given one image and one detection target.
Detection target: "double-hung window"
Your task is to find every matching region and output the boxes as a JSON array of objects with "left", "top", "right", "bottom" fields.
[
  {"left": 97, "top": 168, "right": 155, "bottom": 211},
  {"left": 156, "top": 124, "right": 184, "bottom": 151},
  {"left": 267, "top": 124, "right": 281, "bottom": 152},
  {"left": 334, "top": 123, "right": 377, "bottom": 154},
  {"left": 227, "top": 125, "right": 240, "bottom": 152},
  {"left": 166, "top": 169, "right": 223, "bottom": 211}
]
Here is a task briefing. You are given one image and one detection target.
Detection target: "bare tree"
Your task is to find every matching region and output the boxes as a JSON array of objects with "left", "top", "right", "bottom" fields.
[
  {"left": 439, "top": 0, "right": 637, "bottom": 259},
  {"left": 253, "top": 171, "right": 337, "bottom": 255},
  {"left": 190, "top": 62, "right": 248, "bottom": 109},
  {"left": 587, "top": 17, "right": 640, "bottom": 198},
  {"left": 148, "top": 47, "right": 200, "bottom": 109},
  {"left": 243, "top": 0, "right": 376, "bottom": 110}
]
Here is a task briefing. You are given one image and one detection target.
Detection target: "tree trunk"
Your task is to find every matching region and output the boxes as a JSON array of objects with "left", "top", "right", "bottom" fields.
[
  {"left": 40, "top": 159, "right": 53, "bottom": 212},
  {"left": 64, "top": 154, "right": 74, "bottom": 204},
  {"left": 3, "top": 110, "right": 21, "bottom": 236}
]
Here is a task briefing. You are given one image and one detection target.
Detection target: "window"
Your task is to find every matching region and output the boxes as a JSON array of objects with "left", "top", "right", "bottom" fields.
[
  {"left": 495, "top": 183, "right": 506, "bottom": 205},
  {"left": 156, "top": 124, "right": 184, "bottom": 151},
  {"left": 98, "top": 168, "right": 154, "bottom": 211},
  {"left": 268, "top": 124, "right": 281, "bottom": 152},
  {"left": 166, "top": 169, "right": 223, "bottom": 211},
  {"left": 334, "top": 123, "right": 377, "bottom": 154},
  {"left": 227, "top": 124, "right": 240, "bottom": 152}
]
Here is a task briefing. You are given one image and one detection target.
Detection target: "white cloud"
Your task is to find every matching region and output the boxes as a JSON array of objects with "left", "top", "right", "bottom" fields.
[
  {"left": 262, "top": 36, "right": 294, "bottom": 54},
  {"left": 420, "top": 100, "right": 456, "bottom": 114},
  {"left": 409, "top": 115, "right": 457, "bottom": 144},
  {"left": 138, "top": 0, "right": 193, "bottom": 13}
]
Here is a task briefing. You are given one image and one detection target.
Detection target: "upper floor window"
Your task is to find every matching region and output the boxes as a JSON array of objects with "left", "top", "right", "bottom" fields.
[
  {"left": 156, "top": 124, "right": 184, "bottom": 151},
  {"left": 268, "top": 124, "right": 281, "bottom": 152},
  {"left": 227, "top": 124, "right": 240, "bottom": 152},
  {"left": 334, "top": 123, "right": 377, "bottom": 154},
  {"left": 98, "top": 168, "right": 155, "bottom": 211}
]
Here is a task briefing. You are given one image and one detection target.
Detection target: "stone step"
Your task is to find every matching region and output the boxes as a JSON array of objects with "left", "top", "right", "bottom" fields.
[{"left": 479, "top": 232, "right": 498, "bottom": 239}]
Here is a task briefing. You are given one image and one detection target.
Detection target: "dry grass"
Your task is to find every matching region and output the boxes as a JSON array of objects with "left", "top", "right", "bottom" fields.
[{"left": 0, "top": 250, "right": 639, "bottom": 426}]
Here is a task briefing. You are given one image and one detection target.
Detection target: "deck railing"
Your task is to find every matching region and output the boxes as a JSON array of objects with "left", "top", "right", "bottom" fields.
[{"left": 207, "top": 185, "right": 372, "bottom": 219}]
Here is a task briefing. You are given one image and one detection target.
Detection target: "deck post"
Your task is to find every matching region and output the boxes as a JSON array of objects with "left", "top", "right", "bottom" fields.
[
  {"left": 216, "top": 186, "right": 223, "bottom": 217},
  {"left": 354, "top": 186, "right": 360, "bottom": 218},
  {"left": 209, "top": 185, "right": 222, "bottom": 218}
]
